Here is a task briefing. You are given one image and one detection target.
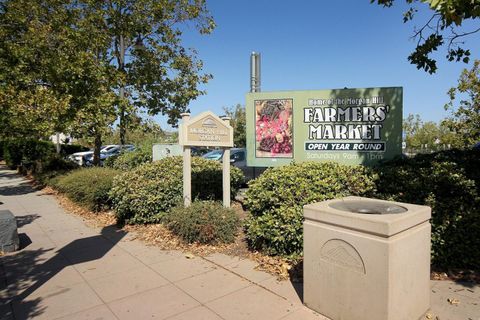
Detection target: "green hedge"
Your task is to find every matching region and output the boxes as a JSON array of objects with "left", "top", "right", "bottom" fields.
[
  {"left": 374, "top": 149, "right": 480, "bottom": 269},
  {"left": 165, "top": 201, "right": 239, "bottom": 244},
  {"left": 0, "top": 140, "right": 4, "bottom": 160},
  {"left": 105, "top": 145, "right": 152, "bottom": 170},
  {"left": 60, "top": 144, "right": 89, "bottom": 156},
  {"left": 110, "top": 156, "right": 244, "bottom": 224},
  {"left": 2, "top": 138, "right": 55, "bottom": 169},
  {"left": 243, "top": 162, "right": 376, "bottom": 256},
  {"left": 51, "top": 167, "right": 120, "bottom": 211}
]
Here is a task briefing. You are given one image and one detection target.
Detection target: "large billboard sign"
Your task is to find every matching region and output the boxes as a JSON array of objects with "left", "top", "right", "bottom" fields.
[{"left": 246, "top": 87, "right": 402, "bottom": 166}]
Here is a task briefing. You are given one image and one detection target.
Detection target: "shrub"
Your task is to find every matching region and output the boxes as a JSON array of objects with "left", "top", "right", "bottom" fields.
[
  {"left": 42, "top": 154, "right": 79, "bottom": 172},
  {"left": 3, "top": 138, "right": 55, "bottom": 169},
  {"left": 51, "top": 167, "right": 120, "bottom": 211},
  {"left": 105, "top": 145, "right": 152, "bottom": 170},
  {"left": 243, "top": 162, "right": 376, "bottom": 257},
  {"left": 33, "top": 154, "right": 79, "bottom": 187},
  {"left": 0, "top": 140, "right": 4, "bottom": 160},
  {"left": 60, "top": 144, "right": 89, "bottom": 156},
  {"left": 374, "top": 149, "right": 480, "bottom": 269},
  {"left": 110, "top": 156, "right": 244, "bottom": 224},
  {"left": 165, "top": 201, "right": 240, "bottom": 244}
]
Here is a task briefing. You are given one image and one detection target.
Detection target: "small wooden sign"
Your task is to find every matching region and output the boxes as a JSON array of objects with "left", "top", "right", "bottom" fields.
[
  {"left": 179, "top": 111, "right": 233, "bottom": 147},
  {"left": 179, "top": 112, "right": 233, "bottom": 208}
]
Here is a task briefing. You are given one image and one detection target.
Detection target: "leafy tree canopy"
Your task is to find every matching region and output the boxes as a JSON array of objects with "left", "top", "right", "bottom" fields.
[
  {"left": 373, "top": 0, "right": 479, "bottom": 73},
  {"left": 0, "top": 0, "right": 214, "bottom": 142},
  {"left": 443, "top": 59, "right": 480, "bottom": 146},
  {"left": 223, "top": 104, "right": 246, "bottom": 148},
  {"left": 403, "top": 113, "right": 462, "bottom": 150}
]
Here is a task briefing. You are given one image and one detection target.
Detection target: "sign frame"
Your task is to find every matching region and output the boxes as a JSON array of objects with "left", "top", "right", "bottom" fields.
[
  {"left": 179, "top": 112, "right": 233, "bottom": 208},
  {"left": 179, "top": 111, "right": 233, "bottom": 148},
  {"left": 246, "top": 87, "right": 403, "bottom": 167}
]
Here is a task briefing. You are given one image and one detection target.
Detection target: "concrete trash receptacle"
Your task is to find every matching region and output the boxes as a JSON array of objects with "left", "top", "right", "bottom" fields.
[
  {"left": 303, "top": 196, "right": 431, "bottom": 320},
  {"left": 0, "top": 210, "right": 20, "bottom": 253}
]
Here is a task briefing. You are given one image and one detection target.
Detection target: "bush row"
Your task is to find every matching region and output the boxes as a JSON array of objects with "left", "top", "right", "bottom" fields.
[
  {"left": 110, "top": 156, "right": 244, "bottom": 224},
  {"left": 104, "top": 144, "right": 152, "bottom": 170},
  {"left": 244, "top": 162, "right": 376, "bottom": 257},
  {"left": 47, "top": 156, "right": 243, "bottom": 245},
  {"left": 2, "top": 139, "right": 55, "bottom": 169},
  {"left": 50, "top": 167, "right": 120, "bottom": 211},
  {"left": 374, "top": 149, "right": 480, "bottom": 269},
  {"left": 243, "top": 150, "right": 480, "bottom": 269},
  {"left": 1, "top": 138, "right": 87, "bottom": 170}
]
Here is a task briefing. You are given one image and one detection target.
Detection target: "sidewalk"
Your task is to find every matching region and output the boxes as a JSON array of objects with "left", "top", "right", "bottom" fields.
[{"left": 0, "top": 167, "right": 479, "bottom": 320}]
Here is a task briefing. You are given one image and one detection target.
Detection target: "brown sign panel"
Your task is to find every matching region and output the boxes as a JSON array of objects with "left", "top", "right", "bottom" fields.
[{"left": 179, "top": 111, "right": 234, "bottom": 147}]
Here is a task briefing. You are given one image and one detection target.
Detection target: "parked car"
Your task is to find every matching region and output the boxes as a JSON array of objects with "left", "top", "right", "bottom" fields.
[
  {"left": 473, "top": 142, "right": 480, "bottom": 150},
  {"left": 191, "top": 147, "right": 211, "bottom": 157},
  {"left": 69, "top": 145, "right": 135, "bottom": 166},
  {"left": 201, "top": 148, "right": 266, "bottom": 181},
  {"left": 84, "top": 144, "right": 135, "bottom": 165},
  {"left": 68, "top": 149, "right": 94, "bottom": 166}
]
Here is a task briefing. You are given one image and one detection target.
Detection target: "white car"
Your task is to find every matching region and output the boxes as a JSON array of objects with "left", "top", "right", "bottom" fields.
[
  {"left": 69, "top": 145, "right": 133, "bottom": 166},
  {"left": 68, "top": 150, "right": 94, "bottom": 166}
]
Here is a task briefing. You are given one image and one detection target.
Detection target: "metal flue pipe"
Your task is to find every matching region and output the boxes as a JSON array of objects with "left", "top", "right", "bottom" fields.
[{"left": 250, "top": 52, "right": 261, "bottom": 92}]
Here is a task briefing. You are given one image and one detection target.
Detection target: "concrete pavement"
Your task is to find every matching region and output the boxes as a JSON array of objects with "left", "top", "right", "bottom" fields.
[{"left": 0, "top": 166, "right": 479, "bottom": 320}]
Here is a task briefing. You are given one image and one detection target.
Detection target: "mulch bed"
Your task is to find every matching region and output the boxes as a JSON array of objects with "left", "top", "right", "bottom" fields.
[{"left": 38, "top": 185, "right": 480, "bottom": 284}]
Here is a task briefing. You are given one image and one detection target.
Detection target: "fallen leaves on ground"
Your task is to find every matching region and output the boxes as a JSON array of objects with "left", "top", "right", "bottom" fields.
[
  {"left": 38, "top": 185, "right": 477, "bottom": 284},
  {"left": 42, "top": 186, "right": 299, "bottom": 280},
  {"left": 42, "top": 186, "right": 116, "bottom": 228}
]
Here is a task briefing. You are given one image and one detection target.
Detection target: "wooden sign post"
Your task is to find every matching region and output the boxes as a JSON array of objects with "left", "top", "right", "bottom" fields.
[{"left": 179, "top": 111, "right": 234, "bottom": 207}]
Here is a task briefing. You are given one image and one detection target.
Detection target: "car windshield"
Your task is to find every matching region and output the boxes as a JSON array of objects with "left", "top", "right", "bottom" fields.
[
  {"left": 202, "top": 150, "right": 223, "bottom": 160},
  {"left": 101, "top": 146, "right": 116, "bottom": 152}
]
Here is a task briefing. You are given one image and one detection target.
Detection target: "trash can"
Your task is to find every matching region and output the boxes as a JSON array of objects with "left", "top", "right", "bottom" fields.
[
  {"left": 0, "top": 210, "right": 19, "bottom": 253},
  {"left": 303, "top": 196, "right": 431, "bottom": 320}
]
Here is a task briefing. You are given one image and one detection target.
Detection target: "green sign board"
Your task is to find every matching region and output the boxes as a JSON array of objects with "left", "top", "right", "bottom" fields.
[{"left": 246, "top": 87, "right": 402, "bottom": 166}]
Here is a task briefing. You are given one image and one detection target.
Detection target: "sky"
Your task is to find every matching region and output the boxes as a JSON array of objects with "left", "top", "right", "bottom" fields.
[{"left": 155, "top": 0, "right": 480, "bottom": 129}]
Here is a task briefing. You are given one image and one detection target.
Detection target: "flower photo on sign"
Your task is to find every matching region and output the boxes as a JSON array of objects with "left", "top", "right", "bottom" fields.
[{"left": 255, "top": 99, "right": 293, "bottom": 158}]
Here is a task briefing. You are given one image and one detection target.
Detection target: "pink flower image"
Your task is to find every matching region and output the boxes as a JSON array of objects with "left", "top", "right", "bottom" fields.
[{"left": 255, "top": 99, "right": 293, "bottom": 158}]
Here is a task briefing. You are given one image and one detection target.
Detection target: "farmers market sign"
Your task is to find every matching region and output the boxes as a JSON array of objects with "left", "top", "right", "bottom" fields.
[{"left": 246, "top": 87, "right": 402, "bottom": 166}]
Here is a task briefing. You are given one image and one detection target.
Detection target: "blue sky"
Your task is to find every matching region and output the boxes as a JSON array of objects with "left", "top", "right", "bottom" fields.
[{"left": 156, "top": 0, "right": 479, "bottom": 129}]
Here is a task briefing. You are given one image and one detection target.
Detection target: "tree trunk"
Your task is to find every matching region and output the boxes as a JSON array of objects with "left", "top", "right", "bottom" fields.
[
  {"left": 118, "top": 34, "right": 126, "bottom": 146},
  {"left": 93, "top": 132, "right": 102, "bottom": 166},
  {"left": 119, "top": 105, "right": 125, "bottom": 145}
]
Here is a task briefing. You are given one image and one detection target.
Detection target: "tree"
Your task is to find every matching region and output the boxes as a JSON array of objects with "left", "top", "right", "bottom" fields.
[
  {"left": 0, "top": 0, "right": 123, "bottom": 164},
  {"left": 223, "top": 104, "right": 246, "bottom": 147},
  {"left": 0, "top": 0, "right": 214, "bottom": 164},
  {"left": 373, "top": 0, "right": 479, "bottom": 73},
  {"left": 103, "top": 116, "right": 164, "bottom": 146},
  {"left": 81, "top": 0, "right": 215, "bottom": 144},
  {"left": 403, "top": 113, "right": 422, "bottom": 148},
  {"left": 403, "top": 113, "right": 461, "bottom": 151},
  {"left": 443, "top": 59, "right": 480, "bottom": 146},
  {"left": 0, "top": 0, "right": 89, "bottom": 139}
]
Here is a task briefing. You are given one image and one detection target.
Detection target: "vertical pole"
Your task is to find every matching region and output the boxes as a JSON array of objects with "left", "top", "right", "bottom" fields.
[
  {"left": 222, "top": 117, "right": 231, "bottom": 208},
  {"left": 250, "top": 52, "right": 261, "bottom": 93},
  {"left": 119, "top": 34, "right": 126, "bottom": 145},
  {"left": 55, "top": 132, "right": 61, "bottom": 154},
  {"left": 181, "top": 113, "right": 191, "bottom": 207}
]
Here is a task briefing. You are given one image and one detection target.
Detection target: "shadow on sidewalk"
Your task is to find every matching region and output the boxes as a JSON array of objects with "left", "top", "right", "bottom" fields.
[
  {"left": 0, "top": 182, "right": 36, "bottom": 196},
  {"left": 16, "top": 214, "right": 40, "bottom": 228},
  {"left": 1, "top": 224, "right": 127, "bottom": 319}
]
